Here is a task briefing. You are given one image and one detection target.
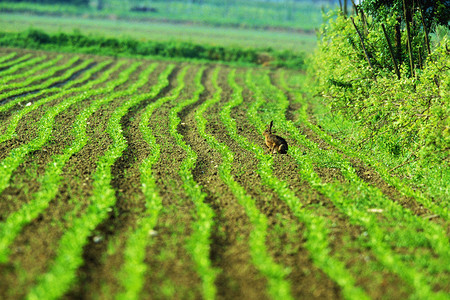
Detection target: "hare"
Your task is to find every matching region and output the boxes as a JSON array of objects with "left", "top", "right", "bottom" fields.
[{"left": 263, "top": 121, "right": 288, "bottom": 154}]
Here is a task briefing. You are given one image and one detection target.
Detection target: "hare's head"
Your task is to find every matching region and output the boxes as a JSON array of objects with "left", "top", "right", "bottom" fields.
[{"left": 263, "top": 121, "right": 273, "bottom": 137}]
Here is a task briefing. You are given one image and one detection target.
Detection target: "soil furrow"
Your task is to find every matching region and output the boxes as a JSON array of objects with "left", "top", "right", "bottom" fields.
[
  {"left": 230, "top": 70, "right": 345, "bottom": 299},
  {"left": 0, "top": 60, "right": 147, "bottom": 299},
  {"left": 67, "top": 63, "right": 175, "bottom": 298},
  {"left": 140, "top": 65, "right": 203, "bottom": 299},
  {"left": 186, "top": 66, "right": 271, "bottom": 299}
]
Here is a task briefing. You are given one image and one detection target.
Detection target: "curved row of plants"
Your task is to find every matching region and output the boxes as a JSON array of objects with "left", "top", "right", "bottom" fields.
[
  {"left": 0, "top": 54, "right": 46, "bottom": 79},
  {"left": 196, "top": 68, "right": 293, "bottom": 299},
  {"left": 1, "top": 54, "right": 64, "bottom": 86},
  {"left": 168, "top": 66, "right": 218, "bottom": 300},
  {"left": 0, "top": 59, "right": 136, "bottom": 263},
  {"left": 26, "top": 62, "right": 171, "bottom": 299},
  {"left": 0, "top": 51, "right": 18, "bottom": 65},
  {"left": 0, "top": 55, "right": 83, "bottom": 98},
  {"left": 0, "top": 52, "right": 31, "bottom": 69},
  {"left": 116, "top": 63, "right": 182, "bottom": 300},
  {"left": 238, "top": 69, "right": 369, "bottom": 300},
  {"left": 0, "top": 59, "right": 112, "bottom": 145},
  {"left": 248, "top": 69, "right": 449, "bottom": 299}
]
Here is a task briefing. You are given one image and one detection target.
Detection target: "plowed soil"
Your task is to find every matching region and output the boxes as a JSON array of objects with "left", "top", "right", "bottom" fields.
[{"left": 0, "top": 48, "right": 448, "bottom": 300}]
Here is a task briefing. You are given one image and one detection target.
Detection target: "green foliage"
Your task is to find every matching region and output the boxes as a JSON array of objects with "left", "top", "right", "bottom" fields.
[
  {"left": 361, "top": 0, "right": 450, "bottom": 32},
  {"left": 0, "top": 29, "right": 305, "bottom": 68},
  {"left": 312, "top": 9, "right": 450, "bottom": 165}
]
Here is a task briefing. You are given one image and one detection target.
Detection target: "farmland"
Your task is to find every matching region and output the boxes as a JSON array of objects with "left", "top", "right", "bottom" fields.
[{"left": 0, "top": 47, "right": 449, "bottom": 299}]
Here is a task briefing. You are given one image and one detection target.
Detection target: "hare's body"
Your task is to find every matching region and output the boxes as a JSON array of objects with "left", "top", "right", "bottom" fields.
[{"left": 263, "top": 121, "right": 288, "bottom": 154}]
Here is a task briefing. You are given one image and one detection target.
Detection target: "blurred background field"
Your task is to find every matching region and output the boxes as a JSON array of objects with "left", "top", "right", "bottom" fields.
[
  {"left": 0, "top": 0, "right": 335, "bottom": 54},
  {"left": 0, "top": 0, "right": 337, "bottom": 68},
  {"left": 0, "top": 12, "right": 317, "bottom": 52}
]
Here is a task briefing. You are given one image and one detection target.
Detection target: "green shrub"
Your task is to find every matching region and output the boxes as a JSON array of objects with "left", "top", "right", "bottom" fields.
[{"left": 311, "top": 7, "right": 449, "bottom": 165}]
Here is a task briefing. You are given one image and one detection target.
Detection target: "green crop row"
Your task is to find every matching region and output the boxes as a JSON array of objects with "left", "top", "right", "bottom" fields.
[
  {"left": 116, "top": 64, "right": 183, "bottom": 300},
  {"left": 0, "top": 57, "right": 110, "bottom": 114},
  {"left": 168, "top": 66, "right": 218, "bottom": 300},
  {"left": 0, "top": 51, "right": 17, "bottom": 64},
  {"left": 0, "top": 60, "right": 135, "bottom": 263},
  {"left": 0, "top": 52, "right": 31, "bottom": 69},
  {"left": 241, "top": 69, "right": 369, "bottom": 300},
  {"left": 270, "top": 71, "right": 450, "bottom": 267},
  {"left": 0, "top": 59, "right": 112, "bottom": 145},
  {"left": 0, "top": 59, "right": 129, "bottom": 193},
  {"left": 0, "top": 55, "right": 83, "bottom": 100},
  {"left": 0, "top": 54, "right": 63, "bottom": 85},
  {"left": 26, "top": 62, "right": 157, "bottom": 300},
  {"left": 249, "top": 70, "right": 449, "bottom": 299},
  {"left": 197, "top": 67, "right": 293, "bottom": 299},
  {"left": 278, "top": 70, "right": 450, "bottom": 222},
  {"left": 0, "top": 54, "right": 46, "bottom": 77}
]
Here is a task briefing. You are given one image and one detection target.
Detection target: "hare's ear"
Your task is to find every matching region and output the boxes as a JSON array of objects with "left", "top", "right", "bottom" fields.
[{"left": 269, "top": 121, "right": 273, "bottom": 131}]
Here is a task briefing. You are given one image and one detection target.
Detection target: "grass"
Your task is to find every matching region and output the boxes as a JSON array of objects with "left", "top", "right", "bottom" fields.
[{"left": 0, "top": 0, "right": 328, "bottom": 31}]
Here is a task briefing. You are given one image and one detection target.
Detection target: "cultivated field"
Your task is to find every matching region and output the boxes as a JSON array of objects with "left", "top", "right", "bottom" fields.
[{"left": 0, "top": 48, "right": 449, "bottom": 299}]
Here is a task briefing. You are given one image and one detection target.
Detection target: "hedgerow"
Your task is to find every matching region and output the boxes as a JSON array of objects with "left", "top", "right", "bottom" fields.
[{"left": 311, "top": 7, "right": 449, "bottom": 165}]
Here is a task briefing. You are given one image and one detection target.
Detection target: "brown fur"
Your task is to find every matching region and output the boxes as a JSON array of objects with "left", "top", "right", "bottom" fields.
[{"left": 263, "top": 121, "right": 288, "bottom": 154}]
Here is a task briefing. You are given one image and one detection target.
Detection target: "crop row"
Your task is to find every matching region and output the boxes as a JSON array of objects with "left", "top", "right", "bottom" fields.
[
  {"left": 0, "top": 59, "right": 112, "bottom": 145},
  {"left": 1, "top": 55, "right": 64, "bottom": 86},
  {"left": 116, "top": 64, "right": 183, "bottom": 300},
  {"left": 168, "top": 66, "right": 218, "bottom": 300},
  {"left": 0, "top": 55, "right": 84, "bottom": 100},
  {"left": 26, "top": 62, "right": 170, "bottom": 299},
  {"left": 0, "top": 53, "right": 32, "bottom": 70},
  {"left": 247, "top": 70, "right": 449, "bottom": 299},
  {"left": 0, "top": 55, "right": 47, "bottom": 79},
  {"left": 240, "top": 70, "right": 369, "bottom": 300},
  {"left": 1, "top": 54, "right": 448, "bottom": 299},
  {"left": 197, "top": 68, "right": 294, "bottom": 299},
  {"left": 0, "top": 59, "right": 136, "bottom": 262},
  {"left": 0, "top": 52, "right": 18, "bottom": 65}
]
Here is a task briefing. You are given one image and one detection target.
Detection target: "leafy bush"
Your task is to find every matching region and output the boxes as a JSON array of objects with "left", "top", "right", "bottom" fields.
[{"left": 311, "top": 7, "right": 449, "bottom": 165}]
